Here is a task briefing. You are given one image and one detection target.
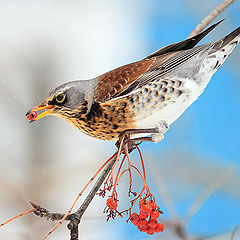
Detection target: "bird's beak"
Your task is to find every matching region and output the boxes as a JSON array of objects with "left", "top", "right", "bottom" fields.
[{"left": 26, "top": 105, "right": 55, "bottom": 123}]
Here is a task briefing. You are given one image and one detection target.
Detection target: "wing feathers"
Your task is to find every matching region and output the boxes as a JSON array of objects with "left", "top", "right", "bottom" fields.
[
  {"left": 95, "top": 58, "right": 155, "bottom": 102},
  {"left": 94, "top": 20, "right": 238, "bottom": 103}
]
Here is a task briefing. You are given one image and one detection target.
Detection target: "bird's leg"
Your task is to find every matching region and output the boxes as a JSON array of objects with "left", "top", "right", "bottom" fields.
[
  {"left": 116, "top": 128, "right": 156, "bottom": 153},
  {"left": 149, "top": 120, "right": 169, "bottom": 143},
  {"left": 116, "top": 120, "right": 169, "bottom": 152}
]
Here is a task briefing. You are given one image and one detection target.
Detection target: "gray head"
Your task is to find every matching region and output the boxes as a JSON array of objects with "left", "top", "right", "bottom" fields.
[{"left": 26, "top": 79, "right": 96, "bottom": 122}]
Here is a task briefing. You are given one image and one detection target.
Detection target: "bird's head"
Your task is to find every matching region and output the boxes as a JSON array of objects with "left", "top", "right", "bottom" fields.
[{"left": 26, "top": 80, "right": 96, "bottom": 123}]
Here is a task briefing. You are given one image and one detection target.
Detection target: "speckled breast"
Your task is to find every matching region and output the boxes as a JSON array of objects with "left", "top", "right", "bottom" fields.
[{"left": 65, "top": 78, "right": 185, "bottom": 141}]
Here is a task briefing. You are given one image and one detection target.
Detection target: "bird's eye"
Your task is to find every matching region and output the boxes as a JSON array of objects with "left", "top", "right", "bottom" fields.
[{"left": 55, "top": 93, "right": 65, "bottom": 103}]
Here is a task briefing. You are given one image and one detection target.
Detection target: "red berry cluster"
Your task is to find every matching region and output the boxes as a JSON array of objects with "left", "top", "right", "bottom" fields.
[
  {"left": 106, "top": 197, "right": 118, "bottom": 211},
  {"left": 129, "top": 199, "right": 164, "bottom": 235}
]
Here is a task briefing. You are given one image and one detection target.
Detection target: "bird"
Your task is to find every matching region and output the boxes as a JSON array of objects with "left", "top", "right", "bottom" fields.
[{"left": 26, "top": 20, "right": 240, "bottom": 143}]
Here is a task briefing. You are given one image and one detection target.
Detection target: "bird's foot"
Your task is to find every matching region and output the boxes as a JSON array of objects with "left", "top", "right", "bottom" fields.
[
  {"left": 115, "top": 131, "right": 142, "bottom": 154},
  {"left": 150, "top": 120, "right": 169, "bottom": 143},
  {"left": 116, "top": 121, "right": 169, "bottom": 153}
]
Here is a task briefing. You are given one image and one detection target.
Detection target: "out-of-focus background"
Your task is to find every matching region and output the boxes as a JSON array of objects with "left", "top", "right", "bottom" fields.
[{"left": 0, "top": 0, "right": 239, "bottom": 239}]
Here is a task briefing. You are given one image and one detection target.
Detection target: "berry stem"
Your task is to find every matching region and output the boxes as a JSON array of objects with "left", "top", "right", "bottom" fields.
[
  {"left": 125, "top": 143, "right": 133, "bottom": 197},
  {"left": 136, "top": 146, "right": 147, "bottom": 182},
  {"left": 111, "top": 154, "right": 126, "bottom": 194},
  {"left": 109, "top": 137, "right": 125, "bottom": 183}
]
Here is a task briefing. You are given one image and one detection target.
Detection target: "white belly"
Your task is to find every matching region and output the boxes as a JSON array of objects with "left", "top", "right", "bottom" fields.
[{"left": 135, "top": 40, "right": 238, "bottom": 129}]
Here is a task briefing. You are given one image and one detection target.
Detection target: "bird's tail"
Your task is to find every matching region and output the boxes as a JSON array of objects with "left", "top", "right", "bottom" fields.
[
  {"left": 194, "top": 25, "right": 239, "bottom": 92},
  {"left": 210, "top": 26, "right": 240, "bottom": 53}
]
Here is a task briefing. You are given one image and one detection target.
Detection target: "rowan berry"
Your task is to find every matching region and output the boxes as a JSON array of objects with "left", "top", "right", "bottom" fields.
[
  {"left": 150, "top": 210, "right": 159, "bottom": 219},
  {"left": 137, "top": 226, "right": 146, "bottom": 232},
  {"left": 149, "top": 201, "right": 157, "bottom": 211},
  {"left": 139, "top": 199, "right": 145, "bottom": 206},
  {"left": 146, "top": 226, "right": 155, "bottom": 235},
  {"left": 106, "top": 197, "right": 117, "bottom": 210},
  {"left": 129, "top": 213, "right": 139, "bottom": 226},
  {"left": 137, "top": 219, "right": 148, "bottom": 230},
  {"left": 145, "top": 200, "right": 151, "bottom": 205},
  {"left": 139, "top": 212, "right": 149, "bottom": 219},
  {"left": 139, "top": 204, "right": 151, "bottom": 215},
  {"left": 27, "top": 111, "right": 38, "bottom": 121},
  {"left": 155, "top": 223, "right": 165, "bottom": 232},
  {"left": 148, "top": 218, "right": 158, "bottom": 228}
]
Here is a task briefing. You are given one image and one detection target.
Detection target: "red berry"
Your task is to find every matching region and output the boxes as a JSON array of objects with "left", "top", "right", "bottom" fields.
[
  {"left": 148, "top": 219, "right": 158, "bottom": 228},
  {"left": 155, "top": 223, "right": 165, "bottom": 232},
  {"left": 150, "top": 210, "right": 159, "bottom": 219},
  {"left": 139, "top": 212, "right": 148, "bottom": 219},
  {"left": 129, "top": 213, "right": 139, "bottom": 226},
  {"left": 138, "top": 199, "right": 144, "bottom": 206},
  {"left": 27, "top": 111, "right": 38, "bottom": 121},
  {"left": 146, "top": 226, "right": 155, "bottom": 235},
  {"left": 145, "top": 200, "right": 150, "bottom": 205},
  {"left": 137, "top": 226, "right": 146, "bottom": 232},
  {"left": 137, "top": 219, "right": 148, "bottom": 230},
  {"left": 149, "top": 201, "right": 157, "bottom": 211},
  {"left": 140, "top": 204, "right": 151, "bottom": 215},
  {"left": 106, "top": 197, "right": 117, "bottom": 210}
]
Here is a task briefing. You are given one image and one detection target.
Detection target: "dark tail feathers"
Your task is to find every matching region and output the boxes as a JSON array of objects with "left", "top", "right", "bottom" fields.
[
  {"left": 146, "top": 19, "right": 225, "bottom": 59},
  {"left": 212, "top": 26, "right": 240, "bottom": 52}
]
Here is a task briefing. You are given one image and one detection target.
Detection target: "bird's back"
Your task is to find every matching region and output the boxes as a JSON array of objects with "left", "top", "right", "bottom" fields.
[{"left": 112, "top": 27, "right": 240, "bottom": 130}]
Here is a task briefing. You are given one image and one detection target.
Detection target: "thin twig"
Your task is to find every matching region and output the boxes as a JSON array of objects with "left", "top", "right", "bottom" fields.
[
  {"left": 188, "top": 0, "right": 236, "bottom": 38},
  {"left": 37, "top": 138, "right": 124, "bottom": 240},
  {"left": 30, "top": 155, "right": 118, "bottom": 240},
  {"left": 125, "top": 143, "right": 133, "bottom": 196},
  {"left": 40, "top": 152, "right": 118, "bottom": 240},
  {"left": 0, "top": 209, "right": 35, "bottom": 227},
  {"left": 231, "top": 226, "right": 239, "bottom": 240},
  {"left": 67, "top": 155, "right": 118, "bottom": 240}
]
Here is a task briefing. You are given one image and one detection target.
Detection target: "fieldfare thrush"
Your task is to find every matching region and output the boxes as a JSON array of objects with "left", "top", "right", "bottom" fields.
[{"left": 26, "top": 21, "right": 240, "bottom": 143}]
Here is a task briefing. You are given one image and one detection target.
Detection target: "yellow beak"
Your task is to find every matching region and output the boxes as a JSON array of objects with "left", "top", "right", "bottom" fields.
[{"left": 26, "top": 105, "right": 55, "bottom": 123}]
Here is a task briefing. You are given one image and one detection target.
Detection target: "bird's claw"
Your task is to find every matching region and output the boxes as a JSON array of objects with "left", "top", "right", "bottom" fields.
[{"left": 150, "top": 120, "right": 169, "bottom": 143}]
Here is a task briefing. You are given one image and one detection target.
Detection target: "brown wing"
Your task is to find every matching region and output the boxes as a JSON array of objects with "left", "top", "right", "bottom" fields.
[
  {"left": 95, "top": 20, "right": 223, "bottom": 103},
  {"left": 95, "top": 58, "right": 155, "bottom": 103}
]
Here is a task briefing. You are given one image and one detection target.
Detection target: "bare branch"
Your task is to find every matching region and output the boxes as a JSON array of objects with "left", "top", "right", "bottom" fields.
[
  {"left": 188, "top": 0, "right": 237, "bottom": 38},
  {"left": 67, "top": 155, "right": 117, "bottom": 240},
  {"left": 31, "top": 155, "right": 117, "bottom": 240},
  {"left": 231, "top": 226, "right": 239, "bottom": 240}
]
